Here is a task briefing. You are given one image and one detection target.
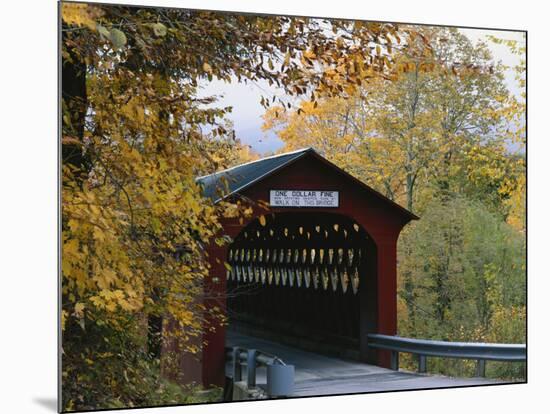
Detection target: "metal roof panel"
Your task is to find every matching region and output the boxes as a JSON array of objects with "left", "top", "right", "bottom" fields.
[{"left": 197, "top": 148, "right": 311, "bottom": 202}]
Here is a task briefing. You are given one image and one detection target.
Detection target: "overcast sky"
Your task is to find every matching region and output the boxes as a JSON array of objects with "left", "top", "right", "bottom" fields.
[{"left": 199, "top": 27, "right": 525, "bottom": 156}]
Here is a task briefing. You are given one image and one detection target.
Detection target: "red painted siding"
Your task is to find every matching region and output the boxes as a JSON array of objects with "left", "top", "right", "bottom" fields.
[{"left": 181, "top": 153, "right": 414, "bottom": 387}]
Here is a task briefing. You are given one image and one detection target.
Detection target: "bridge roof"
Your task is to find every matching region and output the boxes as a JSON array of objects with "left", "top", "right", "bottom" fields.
[
  {"left": 197, "top": 147, "right": 310, "bottom": 201},
  {"left": 197, "top": 147, "right": 418, "bottom": 221}
]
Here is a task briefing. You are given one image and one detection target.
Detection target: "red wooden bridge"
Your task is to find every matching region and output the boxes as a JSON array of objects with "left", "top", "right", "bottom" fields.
[{"left": 162, "top": 148, "right": 525, "bottom": 396}]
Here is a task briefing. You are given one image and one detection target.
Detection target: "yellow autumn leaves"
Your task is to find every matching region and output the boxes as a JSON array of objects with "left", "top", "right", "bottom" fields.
[{"left": 61, "top": 3, "right": 101, "bottom": 31}]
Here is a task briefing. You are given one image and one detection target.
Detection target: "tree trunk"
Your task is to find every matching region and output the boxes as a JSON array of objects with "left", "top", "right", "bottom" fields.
[
  {"left": 61, "top": 30, "right": 88, "bottom": 170},
  {"left": 406, "top": 172, "right": 414, "bottom": 213}
]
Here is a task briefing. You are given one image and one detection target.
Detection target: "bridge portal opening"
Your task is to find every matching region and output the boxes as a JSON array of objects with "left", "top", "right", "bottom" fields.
[
  {"left": 185, "top": 148, "right": 417, "bottom": 387},
  {"left": 226, "top": 212, "right": 377, "bottom": 361}
]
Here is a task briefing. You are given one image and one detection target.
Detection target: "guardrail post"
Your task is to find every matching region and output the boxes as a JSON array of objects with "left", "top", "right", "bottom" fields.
[
  {"left": 246, "top": 349, "right": 257, "bottom": 388},
  {"left": 418, "top": 354, "right": 427, "bottom": 373},
  {"left": 232, "top": 347, "right": 242, "bottom": 382},
  {"left": 390, "top": 351, "right": 399, "bottom": 371},
  {"left": 266, "top": 363, "right": 295, "bottom": 397},
  {"left": 475, "top": 359, "right": 486, "bottom": 377}
]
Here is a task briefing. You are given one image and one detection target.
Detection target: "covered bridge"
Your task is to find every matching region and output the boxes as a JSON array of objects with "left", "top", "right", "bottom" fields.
[{"left": 176, "top": 147, "right": 418, "bottom": 387}]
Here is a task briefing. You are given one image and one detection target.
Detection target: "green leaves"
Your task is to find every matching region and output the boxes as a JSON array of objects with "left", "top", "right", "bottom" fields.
[
  {"left": 94, "top": 23, "right": 128, "bottom": 49},
  {"left": 152, "top": 23, "right": 167, "bottom": 37},
  {"left": 95, "top": 24, "right": 126, "bottom": 50},
  {"left": 397, "top": 196, "right": 525, "bottom": 379},
  {"left": 109, "top": 28, "right": 127, "bottom": 50},
  {"left": 96, "top": 24, "right": 110, "bottom": 39}
]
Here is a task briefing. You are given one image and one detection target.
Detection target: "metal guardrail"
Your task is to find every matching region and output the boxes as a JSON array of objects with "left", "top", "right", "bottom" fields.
[
  {"left": 367, "top": 334, "right": 526, "bottom": 377},
  {"left": 225, "top": 346, "right": 295, "bottom": 397}
]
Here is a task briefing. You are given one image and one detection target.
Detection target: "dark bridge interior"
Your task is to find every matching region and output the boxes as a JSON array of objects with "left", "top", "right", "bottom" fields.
[{"left": 226, "top": 212, "right": 378, "bottom": 360}]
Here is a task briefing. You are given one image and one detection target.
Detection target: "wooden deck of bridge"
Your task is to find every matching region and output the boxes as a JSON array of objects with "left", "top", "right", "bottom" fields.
[{"left": 226, "top": 330, "right": 514, "bottom": 397}]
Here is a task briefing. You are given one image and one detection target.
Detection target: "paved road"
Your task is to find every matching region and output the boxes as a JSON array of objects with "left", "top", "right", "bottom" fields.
[{"left": 226, "top": 330, "right": 511, "bottom": 397}]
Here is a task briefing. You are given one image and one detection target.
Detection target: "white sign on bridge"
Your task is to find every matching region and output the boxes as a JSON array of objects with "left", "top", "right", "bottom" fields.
[{"left": 269, "top": 190, "right": 339, "bottom": 208}]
